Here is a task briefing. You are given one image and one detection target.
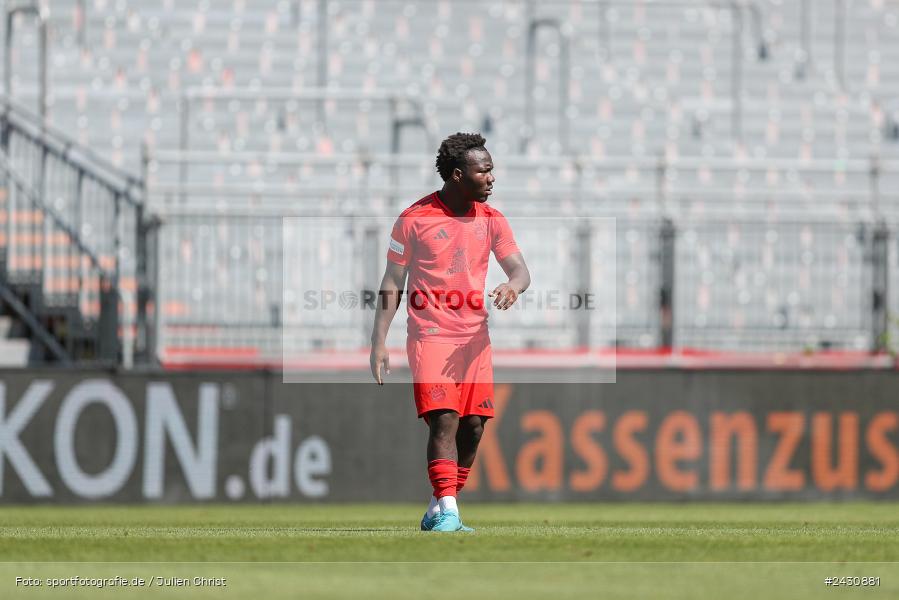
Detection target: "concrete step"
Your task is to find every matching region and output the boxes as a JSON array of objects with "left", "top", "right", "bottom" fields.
[{"left": 0, "top": 338, "right": 30, "bottom": 367}]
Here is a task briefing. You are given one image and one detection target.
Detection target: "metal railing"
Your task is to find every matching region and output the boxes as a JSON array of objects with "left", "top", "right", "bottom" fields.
[
  {"left": 148, "top": 210, "right": 284, "bottom": 362},
  {"left": 145, "top": 208, "right": 889, "bottom": 358},
  {"left": 143, "top": 149, "right": 899, "bottom": 358},
  {"left": 4, "top": 3, "right": 47, "bottom": 124},
  {"left": 0, "top": 96, "right": 155, "bottom": 365}
]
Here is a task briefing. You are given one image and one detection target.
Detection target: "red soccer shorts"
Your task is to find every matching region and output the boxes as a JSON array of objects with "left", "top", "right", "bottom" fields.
[{"left": 407, "top": 332, "right": 495, "bottom": 419}]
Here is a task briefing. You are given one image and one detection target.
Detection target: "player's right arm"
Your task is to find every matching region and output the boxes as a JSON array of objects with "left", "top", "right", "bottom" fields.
[{"left": 369, "top": 260, "right": 408, "bottom": 385}]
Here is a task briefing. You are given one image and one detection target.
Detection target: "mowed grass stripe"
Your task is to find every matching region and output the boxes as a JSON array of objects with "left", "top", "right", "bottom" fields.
[{"left": 0, "top": 503, "right": 897, "bottom": 562}]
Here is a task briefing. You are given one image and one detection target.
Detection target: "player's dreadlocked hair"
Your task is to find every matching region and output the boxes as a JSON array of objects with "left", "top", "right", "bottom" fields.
[{"left": 435, "top": 132, "right": 487, "bottom": 182}]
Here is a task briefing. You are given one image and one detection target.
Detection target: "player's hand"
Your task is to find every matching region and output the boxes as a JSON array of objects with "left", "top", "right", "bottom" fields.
[
  {"left": 370, "top": 343, "right": 390, "bottom": 385},
  {"left": 488, "top": 283, "right": 518, "bottom": 310}
]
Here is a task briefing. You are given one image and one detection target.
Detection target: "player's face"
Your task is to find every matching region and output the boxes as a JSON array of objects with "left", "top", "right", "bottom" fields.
[{"left": 456, "top": 149, "right": 495, "bottom": 203}]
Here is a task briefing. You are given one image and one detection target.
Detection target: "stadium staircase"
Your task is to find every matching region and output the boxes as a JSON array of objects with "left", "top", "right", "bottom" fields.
[{"left": 0, "top": 96, "right": 154, "bottom": 365}]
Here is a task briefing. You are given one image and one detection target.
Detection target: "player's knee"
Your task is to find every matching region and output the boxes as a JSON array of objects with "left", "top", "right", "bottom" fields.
[
  {"left": 462, "top": 416, "right": 484, "bottom": 444},
  {"left": 429, "top": 410, "right": 459, "bottom": 438}
]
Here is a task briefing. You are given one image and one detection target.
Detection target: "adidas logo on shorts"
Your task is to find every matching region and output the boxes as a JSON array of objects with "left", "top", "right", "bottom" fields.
[{"left": 477, "top": 398, "right": 494, "bottom": 410}]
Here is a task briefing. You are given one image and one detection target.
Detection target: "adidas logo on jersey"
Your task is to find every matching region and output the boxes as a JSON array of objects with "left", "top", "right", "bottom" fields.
[
  {"left": 477, "top": 398, "right": 494, "bottom": 410},
  {"left": 434, "top": 228, "right": 449, "bottom": 240}
]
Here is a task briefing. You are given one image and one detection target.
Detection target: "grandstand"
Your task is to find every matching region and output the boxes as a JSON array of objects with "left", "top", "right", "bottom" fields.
[{"left": 2, "top": 0, "right": 899, "bottom": 366}]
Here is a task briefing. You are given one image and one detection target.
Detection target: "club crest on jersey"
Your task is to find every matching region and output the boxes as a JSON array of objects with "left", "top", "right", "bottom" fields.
[
  {"left": 447, "top": 247, "right": 469, "bottom": 275},
  {"left": 473, "top": 219, "right": 488, "bottom": 241}
]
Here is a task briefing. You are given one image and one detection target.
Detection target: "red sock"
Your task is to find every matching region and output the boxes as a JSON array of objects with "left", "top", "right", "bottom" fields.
[
  {"left": 428, "top": 459, "right": 457, "bottom": 498},
  {"left": 456, "top": 467, "right": 471, "bottom": 493}
]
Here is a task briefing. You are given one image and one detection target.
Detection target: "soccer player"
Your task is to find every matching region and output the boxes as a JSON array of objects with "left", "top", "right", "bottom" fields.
[{"left": 369, "top": 132, "right": 530, "bottom": 532}]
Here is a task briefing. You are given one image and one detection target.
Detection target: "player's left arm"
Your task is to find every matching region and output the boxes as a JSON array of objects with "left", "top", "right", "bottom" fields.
[{"left": 489, "top": 252, "right": 530, "bottom": 310}]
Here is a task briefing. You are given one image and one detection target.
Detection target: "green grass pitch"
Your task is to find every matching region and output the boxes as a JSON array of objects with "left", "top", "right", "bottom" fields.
[{"left": 1, "top": 503, "right": 897, "bottom": 599}]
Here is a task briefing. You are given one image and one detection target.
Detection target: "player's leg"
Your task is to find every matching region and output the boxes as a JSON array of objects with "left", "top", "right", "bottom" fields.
[
  {"left": 458, "top": 332, "right": 494, "bottom": 490},
  {"left": 419, "top": 401, "right": 462, "bottom": 530},
  {"left": 418, "top": 400, "right": 463, "bottom": 530},
  {"left": 410, "top": 338, "right": 465, "bottom": 531},
  {"left": 425, "top": 409, "right": 463, "bottom": 531},
  {"left": 455, "top": 414, "right": 487, "bottom": 491},
  {"left": 452, "top": 333, "right": 494, "bottom": 531},
  {"left": 426, "top": 408, "right": 460, "bottom": 462}
]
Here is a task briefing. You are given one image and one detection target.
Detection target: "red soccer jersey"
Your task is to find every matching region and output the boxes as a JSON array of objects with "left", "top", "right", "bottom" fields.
[{"left": 387, "top": 191, "right": 520, "bottom": 342}]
